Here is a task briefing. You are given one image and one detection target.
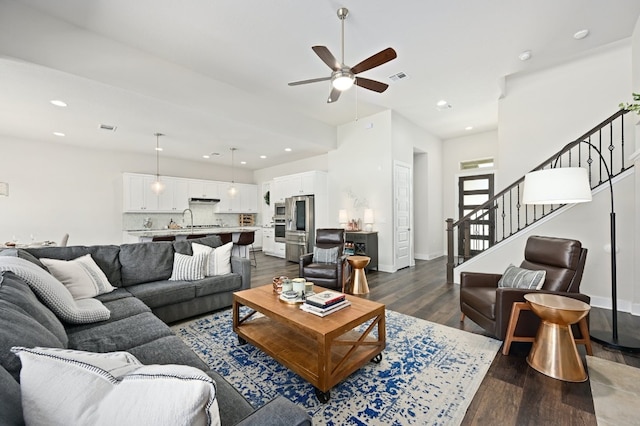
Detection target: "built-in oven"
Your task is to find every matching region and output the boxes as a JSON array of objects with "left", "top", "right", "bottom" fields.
[{"left": 274, "top": 218, "right": 286, "bottom": 243}]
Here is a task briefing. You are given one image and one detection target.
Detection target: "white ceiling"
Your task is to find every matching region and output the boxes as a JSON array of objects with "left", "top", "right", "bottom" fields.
[{"left": 1, "top": 0, "right": 639, "bottom": 170}]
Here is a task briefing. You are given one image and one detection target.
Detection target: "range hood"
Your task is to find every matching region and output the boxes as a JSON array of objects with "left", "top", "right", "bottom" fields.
[{"left": 189, "top": 197, "right": 220, "bottom": 204}]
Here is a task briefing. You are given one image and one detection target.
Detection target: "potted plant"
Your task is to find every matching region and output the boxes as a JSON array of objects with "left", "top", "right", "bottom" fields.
[{"left": 619, "top": 92, "right": 640, "bottom": 114}]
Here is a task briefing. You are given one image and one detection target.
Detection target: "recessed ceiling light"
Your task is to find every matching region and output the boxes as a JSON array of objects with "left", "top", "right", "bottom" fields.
[
  {"left": 53, "top": 132, "right": 65, "bottom": 137},
  {"left": 574, "top": 29, "right": 589, "bottom": 40},
  {"left": 50, "top": 100, "right": 67, "bottom": 107},
  {"left": 240, "top": 161, "right": 247, "bottom": 165},
  {"left": 465, "top": 126, "right": 473, "bottom": 131},
  {"left": 285, "top": 148, "right": 292, "bottom": 152},
  {"left": 155, "top": 147, "right": 163, "bottom": 152},
  {"left": 202, "top": 155, "right": 210, "bottom": 159},
  {"left": 518, "top": 50, "right": 532, "bottom": 61},
  {"left": 435, "top": 100, "right": 452, "bottom": 111},
  {"left": 260, "top": 155, "right": 267, "bottom": 159}
]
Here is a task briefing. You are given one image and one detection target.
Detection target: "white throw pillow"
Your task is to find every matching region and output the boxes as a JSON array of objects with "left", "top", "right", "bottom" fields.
[
  {"left": 12, "top": 346, "right": 220, "bottom": 426},
  {"left": 40, "top": 254, "right": 115, "bottom": 300},
  {"left": 169, "top": 252, "right": 207, "bottom": 281},
  {"left": 193, "top": 242, "right": 232, "bottom": 276}
]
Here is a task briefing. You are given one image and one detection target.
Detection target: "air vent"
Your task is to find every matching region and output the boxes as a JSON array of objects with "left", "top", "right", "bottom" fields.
[
  {"left": 99, "top": 124, "right": 117, "bottom": 132},
  {"left": 389, "top": 72, "right": 408, "bottom": 82}
]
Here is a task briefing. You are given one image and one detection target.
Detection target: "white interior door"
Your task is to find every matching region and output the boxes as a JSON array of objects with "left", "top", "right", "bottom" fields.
[{"left": 394, "top": 161, "right": 411, "bottom": 270}]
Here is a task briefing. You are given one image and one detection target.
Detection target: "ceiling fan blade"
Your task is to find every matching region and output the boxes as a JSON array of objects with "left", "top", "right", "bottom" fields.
[
  {"left": 312, "top": 46, "right": 341, "bottom": 71},
  {"left": 288, "top": 76, "right": 331, "bottom": 86},
  {"left": 351, "top": 47, "right": 397, "bottom": 75},
  {"left": 327, "top": 87, "right": 342, "bottom": 103},
  {"left": 355, "top": 77, "right": 389, "bottom": 93}
]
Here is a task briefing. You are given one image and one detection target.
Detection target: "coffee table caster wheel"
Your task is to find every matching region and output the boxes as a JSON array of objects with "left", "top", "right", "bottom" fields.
[
  {"left": 237, "top": 336, "right": 247, "bottom": 345},
  {"left": 371, "top": 353, "right": 383, "bottom": 364},
  {"left": 315, "top": 388, "right": 330, "bottom": 403}
]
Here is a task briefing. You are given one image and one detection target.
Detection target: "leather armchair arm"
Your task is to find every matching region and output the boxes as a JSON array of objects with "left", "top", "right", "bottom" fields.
[
  {"left": 299, "top": 253, "right": 313, "bottom": 277},
  {"left": 460, "top": 272, "right": 502, "bottom": 289}
]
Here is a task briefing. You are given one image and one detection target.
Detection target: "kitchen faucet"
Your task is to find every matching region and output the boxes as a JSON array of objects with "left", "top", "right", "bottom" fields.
[{"left": 182, "top": 208, "right": 194, "bottom": 234}]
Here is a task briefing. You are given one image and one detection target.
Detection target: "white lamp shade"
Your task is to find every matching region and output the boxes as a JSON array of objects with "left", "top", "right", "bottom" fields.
[
  {"left": 338, "top": 209, "right": 348, "bottom": 223},
  {"left": 363, "top": 209, "right": 374, "bottom": 224},
  {"left": 523, "top": 167, "right": 592, "bottom": 205},
  {"left": 150, "top": 179, "right": 165, "bottom": 194},
  {"left": 0, "top": 182, "right": 8, "bottom": 196}
]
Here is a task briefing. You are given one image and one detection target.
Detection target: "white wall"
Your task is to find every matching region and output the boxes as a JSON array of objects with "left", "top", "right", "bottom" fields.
[
  {"left": 498, "top": 42, "right": 632, "bottom": 189},
  {"left": 391, "top": 112, "right": 444, "bottom": 261},
  {"left": 442, "top": 130, "right": 499, "bottom": 223},
  {"left": 0, "top": 135, "right": 253, "bottom": 245},
  {"left": 330, "top": 111, "right": 394, "bottom": 270}
]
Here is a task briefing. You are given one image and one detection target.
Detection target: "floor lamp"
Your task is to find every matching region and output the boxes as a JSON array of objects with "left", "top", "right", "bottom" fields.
[{"left": 522, "top": 141, "right": 640, "bottom": 353}]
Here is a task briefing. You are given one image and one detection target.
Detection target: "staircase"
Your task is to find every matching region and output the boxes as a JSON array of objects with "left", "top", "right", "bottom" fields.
[{"left": 446, "top": 109, "right": 633, "bottom": 283}]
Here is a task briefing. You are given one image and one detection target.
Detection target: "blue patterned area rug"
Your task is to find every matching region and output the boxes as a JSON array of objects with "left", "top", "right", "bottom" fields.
[{"left": 172, "top": 309, "right": 501, "bottom": 425}]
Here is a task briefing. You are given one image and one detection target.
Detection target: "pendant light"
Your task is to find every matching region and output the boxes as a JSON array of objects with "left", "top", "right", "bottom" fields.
[
  {"left": 228, "top": 147, "right": 237, "bottom": 197},
  {"left": 150, "top": 132, "right": 165, "bottom": 194}
]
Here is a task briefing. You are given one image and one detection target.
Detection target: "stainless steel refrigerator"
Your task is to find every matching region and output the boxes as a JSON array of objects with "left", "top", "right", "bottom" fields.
[{"left": 284, "top": 195, "right": 315, "bottom": 262}]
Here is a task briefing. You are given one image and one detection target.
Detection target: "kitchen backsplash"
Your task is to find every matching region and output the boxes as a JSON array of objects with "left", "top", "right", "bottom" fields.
[{"left": 122, "top": 205, "right": 241, "bottom": 230}]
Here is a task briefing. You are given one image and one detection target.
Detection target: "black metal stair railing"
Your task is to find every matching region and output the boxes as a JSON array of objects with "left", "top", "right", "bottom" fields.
[{"left": 446, "top": 109, "right": 633, "bottom": 283}]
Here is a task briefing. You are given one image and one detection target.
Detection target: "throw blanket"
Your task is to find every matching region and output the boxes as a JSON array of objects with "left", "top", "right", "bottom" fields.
[{"left": 0, "top": 256, "right": 110, "bottom": 324}]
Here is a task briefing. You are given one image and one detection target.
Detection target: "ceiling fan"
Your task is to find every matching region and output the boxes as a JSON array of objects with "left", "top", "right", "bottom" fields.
[{"left": 288, "top": 7, "right": 397, "bottom": 103}]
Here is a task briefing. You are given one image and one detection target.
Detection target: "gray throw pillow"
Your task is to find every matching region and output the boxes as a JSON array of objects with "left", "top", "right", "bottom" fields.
[
  {"left": 0, "top": 248, "right": 49, "bottom": 271},
  {"left": 498, "top": 264, "right": 546, "bottom": 290},
  {"left": 313, "top": 246, "right": 339, "bottom": 264}
]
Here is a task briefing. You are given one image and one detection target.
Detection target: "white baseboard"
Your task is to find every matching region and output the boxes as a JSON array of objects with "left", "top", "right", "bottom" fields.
[{"left": 589, "top": 296, "right": 636, "bottom": 315}]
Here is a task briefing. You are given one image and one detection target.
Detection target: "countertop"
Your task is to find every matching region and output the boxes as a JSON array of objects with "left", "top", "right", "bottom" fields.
[{"left": 127, "top": 226, "right": 261, "bottom": 237}]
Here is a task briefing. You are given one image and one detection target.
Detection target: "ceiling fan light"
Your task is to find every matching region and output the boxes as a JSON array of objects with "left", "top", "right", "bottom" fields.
[{"left": 332, "top": 72, "right": 355, "bottom": 91}]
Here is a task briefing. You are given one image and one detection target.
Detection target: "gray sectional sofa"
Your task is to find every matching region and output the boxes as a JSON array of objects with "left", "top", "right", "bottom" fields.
[{"left": 0, "top": 236, "right": 311, "bottom": 426}]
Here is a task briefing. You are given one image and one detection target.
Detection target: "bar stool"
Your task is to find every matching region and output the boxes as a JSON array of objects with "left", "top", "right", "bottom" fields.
[
  {"left": 233, "top": 231, "right": 257, "bottom": 267},
  {"left": 151, "top": 235, "right": 175, "bottom": 242},
  {"left": 219, "top": 233, "right": 233, "bottom": 245}
]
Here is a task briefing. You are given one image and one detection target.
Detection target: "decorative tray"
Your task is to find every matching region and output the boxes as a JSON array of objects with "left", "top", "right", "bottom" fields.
[{"left": 278, "top": 291, "right": 315, "bottom": 305}]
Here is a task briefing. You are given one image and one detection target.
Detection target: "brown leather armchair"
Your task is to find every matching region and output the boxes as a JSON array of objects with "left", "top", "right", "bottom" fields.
[
  {"left": 299, "top": 228, "right": 348, "bottom": 291},
  {"left": 460, "top": 235, "right": 589, "bottom": 340}
]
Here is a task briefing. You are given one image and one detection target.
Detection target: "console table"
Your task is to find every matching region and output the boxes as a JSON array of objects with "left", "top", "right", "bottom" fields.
[{"left": 345, "top": 231, "right": 378, "bottom": 271}]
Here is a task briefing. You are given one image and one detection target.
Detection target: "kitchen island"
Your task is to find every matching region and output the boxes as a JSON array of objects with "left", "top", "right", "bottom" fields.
[{"left": 127, "top": 226, "right": 259, "bottom": 245}]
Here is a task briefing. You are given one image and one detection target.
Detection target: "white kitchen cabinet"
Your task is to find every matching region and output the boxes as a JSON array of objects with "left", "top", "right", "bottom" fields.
[
  {"left": 188, "top": 179, "right": 220, "bottom": 199},
  {"left": 123, "top": 173, "right": 159, "bottom": 212},
  {"left": 217, "top": 183, "right": 258, "bottom": 213},
  {"left": 253, "top": 228, "right": 262, "bottom": 249},
  {"left": 262, "top": 228, "right": 275, "bottom": 254},
  {"left": 271, "top": 171, "right": 327, "bottom": 200},
  {"left": 273, "top": 241, "right": 286, "bottom": 259},
  {"left": 158, "top": 177, "right": 189, "bottom": 212}
]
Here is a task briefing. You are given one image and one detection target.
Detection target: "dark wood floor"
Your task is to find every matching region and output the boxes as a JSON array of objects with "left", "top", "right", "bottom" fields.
[{"left": 250, "top": 251, "right": 640, "bottom": 425}]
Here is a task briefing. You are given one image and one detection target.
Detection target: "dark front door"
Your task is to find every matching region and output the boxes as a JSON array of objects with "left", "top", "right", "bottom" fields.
[{"left": 458, "top": 174, "right": 495, "bottom": 258}]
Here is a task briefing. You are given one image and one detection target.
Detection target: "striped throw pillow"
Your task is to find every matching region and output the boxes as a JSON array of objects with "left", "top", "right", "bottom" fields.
[
  {"left": 498, "top": 264, "right": 546, "bottom": 290},
  {"left": 169, "top": 252, "right": 206, "bottom": 281},
  {"left": 313, "top": 246, "right": 339, "bottom": 264}
]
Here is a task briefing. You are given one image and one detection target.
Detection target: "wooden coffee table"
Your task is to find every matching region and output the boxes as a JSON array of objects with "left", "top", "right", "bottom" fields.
[{"left": 233, "top": 285, "right": 386, "bottom": 402}]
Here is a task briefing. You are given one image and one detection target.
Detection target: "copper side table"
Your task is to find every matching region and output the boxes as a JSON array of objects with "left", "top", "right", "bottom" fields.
[
  {"left": 524, "top": 293, "right": 591, "bottom": 382},
  {"left": 346, "top": 255, "right": 371, "bottom": 294}
]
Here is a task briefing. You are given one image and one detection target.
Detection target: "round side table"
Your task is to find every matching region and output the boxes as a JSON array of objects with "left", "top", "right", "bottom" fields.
[
  {"left": 524, "top": 293, "right": 591, "bottom": 382},
  {"left": 346, "top": 255, "right": 371, "bottom": 295}
]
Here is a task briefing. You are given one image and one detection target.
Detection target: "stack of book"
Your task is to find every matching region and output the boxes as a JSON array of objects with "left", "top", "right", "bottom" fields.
[{"left": 301, "top": 290, "right": 351, "bottom": 317}]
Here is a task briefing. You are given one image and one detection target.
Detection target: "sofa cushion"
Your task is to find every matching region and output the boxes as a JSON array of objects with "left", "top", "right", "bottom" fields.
[
  {"left": 126, "top": 335, "right": 209, "bottom": 371},
  {"left": 169, "top": 252, "right": 206, "bottom": 281},
  {"left": 0, "top": 247, "right": 49, "bottom": 271},
  {"left": 119, "top": 242, "right": 174, "bottom": 286},
  {"left": 193, "top": 242, "right": 233, "bottom": 276},
  {"left": 303, "top": 263, "right": 338, "bottom": 280},
  {"left": 0, "top": 366, "right": 22, "bottom": 425},
  {"left": 127, "top": 280, "right": 196, "bottom": 309},
  {"left": 66, "top": 312, "right": 173, "bottom": 353},
  {"left": 0, "top": 272, "right": 67, "bottom": 381},
  {"left": 26, "top": 245, "right": 122, "bottom": 287},
  {"left": 40, "top": 254, "right": 116, "bottom": 299},
  {"left": 195, "top": 274, "right": 243, "bottom": 297},
  {"left": 65, "top": 294, "right": 152, "bottom": 335},
  {"left": 174, "top": 235, "right": 223, "bottom": 255},
  {"left": 13, "top": 347, "right": 220, "bottom": 426}
]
